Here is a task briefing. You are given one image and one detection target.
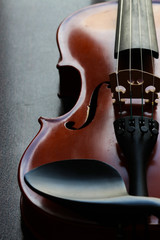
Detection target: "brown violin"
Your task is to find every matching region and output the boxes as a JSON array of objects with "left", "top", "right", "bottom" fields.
[{"left": 18, "top": 0, "right": 160, "bottom": 239}]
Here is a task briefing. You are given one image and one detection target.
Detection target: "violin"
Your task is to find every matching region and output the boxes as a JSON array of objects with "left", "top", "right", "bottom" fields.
[{"left": 18, "top": 0, "right": 160, "bottom": 239}]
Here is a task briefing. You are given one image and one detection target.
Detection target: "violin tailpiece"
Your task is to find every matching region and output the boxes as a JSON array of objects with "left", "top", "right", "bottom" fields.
[{"left": 114, "top": 116, "right": 159, "bottom": 196}]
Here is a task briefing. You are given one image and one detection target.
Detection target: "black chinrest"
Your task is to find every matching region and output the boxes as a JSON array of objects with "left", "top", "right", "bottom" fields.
[{"left": 24, "top": 159, "right": 160, "bottom": 223}]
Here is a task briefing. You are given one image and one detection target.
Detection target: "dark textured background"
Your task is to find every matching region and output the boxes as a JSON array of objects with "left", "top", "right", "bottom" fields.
[{"left": 0, "top": 0, "right": 109, "bottom": 239}]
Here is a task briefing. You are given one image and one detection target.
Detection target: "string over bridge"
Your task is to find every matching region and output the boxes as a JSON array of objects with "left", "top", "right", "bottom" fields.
[{"left": 110, "top": 69, "right": 160, "bottom": 105}]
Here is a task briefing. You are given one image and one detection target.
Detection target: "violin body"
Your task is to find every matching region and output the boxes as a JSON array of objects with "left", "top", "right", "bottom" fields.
[{"left": 18, "top": 1, "right": 160, "bottom": 239}]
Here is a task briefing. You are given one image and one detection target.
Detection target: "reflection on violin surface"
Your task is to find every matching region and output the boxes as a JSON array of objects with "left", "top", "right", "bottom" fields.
[{"left": 18, "top": 0, "right": 160, "bottom": 239}]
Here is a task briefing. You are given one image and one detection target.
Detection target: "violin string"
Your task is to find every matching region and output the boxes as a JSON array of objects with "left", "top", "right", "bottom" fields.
[
  {"left": 138, "top": 0, "right": 144, "bottom": 118},
  {"left": 115, "top": 0, "right": 124, "bottom": 117},
  {"left": 129, "top": 0, "right": 133, "bottom": 119},
  {"left": 145, "top": 0, "right": 155, "bottom": 120}
]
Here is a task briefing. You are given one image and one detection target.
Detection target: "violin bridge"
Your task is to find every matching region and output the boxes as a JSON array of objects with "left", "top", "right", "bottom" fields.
[{"left": 109, "top": 69, "right": 160, "bottom": 105}]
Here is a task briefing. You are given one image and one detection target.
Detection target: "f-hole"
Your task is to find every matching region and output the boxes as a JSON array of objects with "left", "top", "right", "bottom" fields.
[{"left": 66, "top": 82, "right": 108, "bottom": 130}]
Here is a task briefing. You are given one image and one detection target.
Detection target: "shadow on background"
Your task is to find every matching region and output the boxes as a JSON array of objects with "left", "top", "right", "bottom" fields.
[{"left": 91, "top": 0, "right": 107, "bottom": 4}]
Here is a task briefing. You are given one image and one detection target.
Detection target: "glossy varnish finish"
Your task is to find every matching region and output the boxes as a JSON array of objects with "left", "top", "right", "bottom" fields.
[{"left": 18, "top": 1, "right": 160, "bottom": 239}]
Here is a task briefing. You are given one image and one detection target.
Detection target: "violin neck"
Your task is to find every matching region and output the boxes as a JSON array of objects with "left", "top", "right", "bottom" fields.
[{"left": 114, "top": 0, "right": 159, "bottom": 60}]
